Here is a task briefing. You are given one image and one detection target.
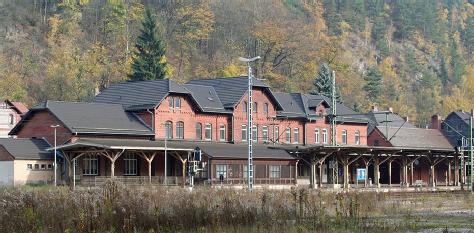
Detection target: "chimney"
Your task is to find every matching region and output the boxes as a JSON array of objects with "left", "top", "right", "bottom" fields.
[
  {"left": 388, "top": 107, "right": 393, "bottom": 113},
  {"left": 371, "top": 105, "right": 378, "bottom": 112},
  {"left": 431, "top": 114, "right": 442, "bottom": 129}
]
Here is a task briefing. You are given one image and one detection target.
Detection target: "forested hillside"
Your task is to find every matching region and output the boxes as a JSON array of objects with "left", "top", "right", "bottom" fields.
[{"left": 1, "top": 0, "right": 474, "bottom": 126}]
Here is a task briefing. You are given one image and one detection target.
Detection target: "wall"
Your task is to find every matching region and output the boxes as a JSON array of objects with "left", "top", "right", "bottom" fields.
[
  {"left": 15, "top": 110, "right": 71, "bottom": 145},
  {"left": 0, "top": 101, "right": 23, "bottom": 138},
  {"left": 13, "top": 159, "right": 54, "bottom": 186},
  {"left": 0, "top": 161, "right": 14, "bottom": 185},
  {"left": 367, "top": 128, "right": 392, "bottom": 146}
]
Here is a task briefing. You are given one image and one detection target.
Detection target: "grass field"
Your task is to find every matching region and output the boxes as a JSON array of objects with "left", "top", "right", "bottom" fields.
[{"left": 1, "top": 181, "right": 474, "bottom": 232}]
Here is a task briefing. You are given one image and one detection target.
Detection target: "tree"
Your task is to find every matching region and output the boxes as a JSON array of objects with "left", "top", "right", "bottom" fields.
[
  {"left": 363, "top": 67, "right": 383, "bottom": 103},
  {"left": 129, "top": 8, "right": 167, "bottom": 81},
  {"left": 310, "top": 63, "right": 341, "bottom": 101}
]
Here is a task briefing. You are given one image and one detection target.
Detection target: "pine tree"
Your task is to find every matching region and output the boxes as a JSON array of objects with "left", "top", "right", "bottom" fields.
[
  {"left": 310, "top": 63, "right": 341, "bottom": 101},
  {"left": 129, "top": 8, "right": 167, "bottom": 81},
  {"left": 363, "top": 67, "right": 383, "bottom": 103}
]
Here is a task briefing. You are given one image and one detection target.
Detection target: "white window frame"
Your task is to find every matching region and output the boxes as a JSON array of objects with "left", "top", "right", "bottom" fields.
[
  {"left": 165, "top": 121, "right": 173, "bottom": 139},
  {"left": 205, "top": 123, "right": 212, "bottom": 141},
  {"left": 219, "top": 124, "right": 226, "bottom": 142},
  {"left": 8, "top": 114, "right": 14, "bottom": 125},
  {"left": 322, "top": 129, "right": 328, "bottom": 144},
  {"left": 252, "top": 125, "right": 258, "bottom": 142},
  {"left": 124, "top": 153, "right": 138, "bottom": 176},
  {"left": 241, "top": 125, "right": 247, "bottom": 142},
  {"left": 264, "top": 103, "right": 269, "bottom": 115},
  {"left": 342, "top": 129, "right": 348, "bottom": 145},
  {"left": 315, "top": 128, "right": 320, "bottom": 144},
  {"left": 293, "top": 128, "right": 299, "bottom": 144},
  {"left": 216, "top": 164, "right": 227, "bottom": 179},
  {"left": 175, "top": 97, "right": 181, "bottom": 109},
  {"left": 168, "top": 97, "right": 174, "bottom": 108},
  {"left": 242, "top": 101, "right": 247, "bottom": 112},
  {"left": 83, "top": 155, "right": 99, "bottom": 175},
  {"left": 27, "top": 164, "right": 32, "bottom": 170},
  {"left": 196, "top": 123, "right": 202, "bottom": 140},
  {"left": 34, "top": 164, "right": 39, "bottom": 170},
  {"left": 285, "top": 127, "right": 291, "bottom": 144},
  {"left": 269, "top": 165, "right": 281, "bottom": 178},
  {"left": 262, "top": 126, "right": 268, "bottom": 143},
  {"left": 176, "top": 121, "right": 184, "bottom": 139},
  {"left": 243, "top": 165, "right": 248, "bottom": 178},
  {"left": 355, "top": 130, "right": 360, "bottom": 145}
]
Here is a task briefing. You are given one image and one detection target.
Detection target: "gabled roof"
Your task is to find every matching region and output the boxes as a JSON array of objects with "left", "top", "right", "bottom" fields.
[
  {"left": 10, "top": 101, "right": 154, "bottom": 137},
  {"left": 182, "top": 84, "right": 231, "bottom": 114},
  {"left": 366, "top": 111, "right": 416, "bottom": 133},
  {"left": 0, "top": 138, "right": 53, "bottom": 160},
  {"left": 375, "top": 126, "right": 454, "bottom": 150},
  {"left": 186, "top": 76, "right": 282, "bottom": 109},
  {"left": 93, "top": 79, "right": 190, "bottom": 110},
  {"left": 5, "top": 100, "right": 29, "bottom": 115},
  {"left": 274, "top": 93, "right": 368, "bottom": 123},
  {"left": 449, "top": 111, "right": 472, "bottom": 125}
]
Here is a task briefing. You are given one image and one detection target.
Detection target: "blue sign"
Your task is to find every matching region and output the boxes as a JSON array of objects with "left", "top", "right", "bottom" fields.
[{"left": 356, "top": 168, "right": 366, "bottom": 181}]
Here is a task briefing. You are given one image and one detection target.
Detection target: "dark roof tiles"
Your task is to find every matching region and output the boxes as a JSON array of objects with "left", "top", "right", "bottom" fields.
[{"left": 0, "top": 138, "right": 53, "bottom": 160}]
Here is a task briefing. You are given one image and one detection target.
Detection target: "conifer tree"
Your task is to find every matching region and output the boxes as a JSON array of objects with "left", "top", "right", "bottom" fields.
[
  {"left": 310, "top": 63, "right": 341, "bottom": 101},
  {"left": 363, "top": 67, "right": 383, "bottom": 103},
  {"left": 129, "top": 8, "right": 167, "bottom": 81}
]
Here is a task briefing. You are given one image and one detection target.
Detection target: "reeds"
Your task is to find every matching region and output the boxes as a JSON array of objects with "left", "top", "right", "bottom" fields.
[{"left": 0, "top": 181, "right": 471, "bottom": 233}]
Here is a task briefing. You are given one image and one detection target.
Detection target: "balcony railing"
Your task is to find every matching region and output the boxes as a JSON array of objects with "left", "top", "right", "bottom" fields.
[{"left": 79, "top": 176, "right": 184, "bottom": 186}]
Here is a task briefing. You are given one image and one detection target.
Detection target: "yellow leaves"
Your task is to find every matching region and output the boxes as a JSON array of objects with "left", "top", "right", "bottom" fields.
[
  {"left": 253, "top": 21, "right": 287, "bottom": 50},
  {"left": 175, "top": 3, "right": 214, "bottom": 45},
  {"left": 442, "top": 66, "right": 474, "bottom": 114},
  {"left": 219, "top": 63, "right": 245, "bottom": 77},
  {"left": 339, "top": 21, "right": 352, "bottom": 40}
]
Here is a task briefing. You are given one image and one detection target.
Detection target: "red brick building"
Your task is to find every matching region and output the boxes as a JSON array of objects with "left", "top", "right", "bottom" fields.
[{"left": 8, "top": 77, "right": 369, "bottom": 187}]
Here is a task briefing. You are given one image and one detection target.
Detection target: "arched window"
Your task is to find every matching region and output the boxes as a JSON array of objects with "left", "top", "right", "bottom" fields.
[
  {"left": 322, "top": 129, "right": 328, "bottom": 144},
  {"left": 219, "top": 124, "right": 226, "bottom": 141},
  {"left": 262, "top": 126, "right": 268, "bottom": 143},
  {"left": 342, "top": 129, "right": 347, "bottom": 144},
  {"left": 164, "top": 121, "right": 173, "bottom": 139},
  {"left": 285, "top": 127, "right": 291, "bottom": 144},
  {"left": 355, "top": 130, "right": 360, "bottom": 145},
  {"left": 253, "top": 102, "right": 258, "bottom": 113},
  {"left": 242, "top": 101, "right": 248, "bottom": 112},
  {"left": 241, "top": 125, "right": 247, "bottom": 141},
  {"left": 293, "top": 128, "right": 299, "bottom": 144},
  {"left": 176, "top": 121, "right": 184, "bottom": 139},
  {"left": 263, "top": 103, "right": 269, "bottom": 115},
  {"left": 315, "top": 128, "right": 320, "bottom": 144},
  {"left": 252, "top": 125, "right": 258, "bottom": 142},
  {"left": 195, "top": 123, "right": 202, "bottom": 140},
  {"left": 205, "top": 123, "right": 212, "bottom": 140}
]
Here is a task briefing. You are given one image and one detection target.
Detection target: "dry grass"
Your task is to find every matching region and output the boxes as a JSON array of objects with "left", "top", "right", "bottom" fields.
[{"left": 0, "top": 181, "right": 473, "bottom": 233}]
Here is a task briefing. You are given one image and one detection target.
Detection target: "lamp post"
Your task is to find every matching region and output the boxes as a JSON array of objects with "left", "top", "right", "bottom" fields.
[
  {"left": 50, "top": 124, "right": 60, "bottom": 186},
  {"left": 239, "top": 56, "right": 261, "bottom": 191}
]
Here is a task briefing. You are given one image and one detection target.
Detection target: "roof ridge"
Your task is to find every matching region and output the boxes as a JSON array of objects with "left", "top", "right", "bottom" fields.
[
  {"left": 189, "top": 76, "right": 247, "bottom": 82},
  {"left": 43, "top": 101, "right": 125, "bottom": 107}
]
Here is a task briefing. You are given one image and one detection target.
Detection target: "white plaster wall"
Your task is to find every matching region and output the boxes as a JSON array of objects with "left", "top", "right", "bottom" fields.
[
  {"left": 14, "top": 160, "right": 54, "bottom": 186},
  {"left": 0, "top": 161, "right": 14, "bottom": 186}
]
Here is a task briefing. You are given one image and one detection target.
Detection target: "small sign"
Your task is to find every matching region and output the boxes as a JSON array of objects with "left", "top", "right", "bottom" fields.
[{"left": 356, "top": 168, "right": 366, "bottom": 181}]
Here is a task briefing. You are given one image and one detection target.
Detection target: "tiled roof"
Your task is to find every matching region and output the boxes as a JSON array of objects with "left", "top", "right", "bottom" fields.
[
  {"left": 182, "top": 84, "right": 231, "bottom": 114},
  {"left": 0, "top": 138, "right": 53, "bottom": 160},
  {"left": 376, "top": 126, "right": 454, "bottom": 149},
  {"left": 56, "top": 138, "right": 294, "bottom": 160},
  {"left": 93, "top": 79, "right": 189, "bottom": 110},
  {"left": 366, "top": 111, "right": 416, "bottom": 133},
  {"left": 186, "top": 76, "right": 271, "bottom": 108},
  {"left": 10, "top": 101, "right": 154, "bottom": 136},
  {"left": 274, "top": 93, "right": 368, "bottom": 123}
]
